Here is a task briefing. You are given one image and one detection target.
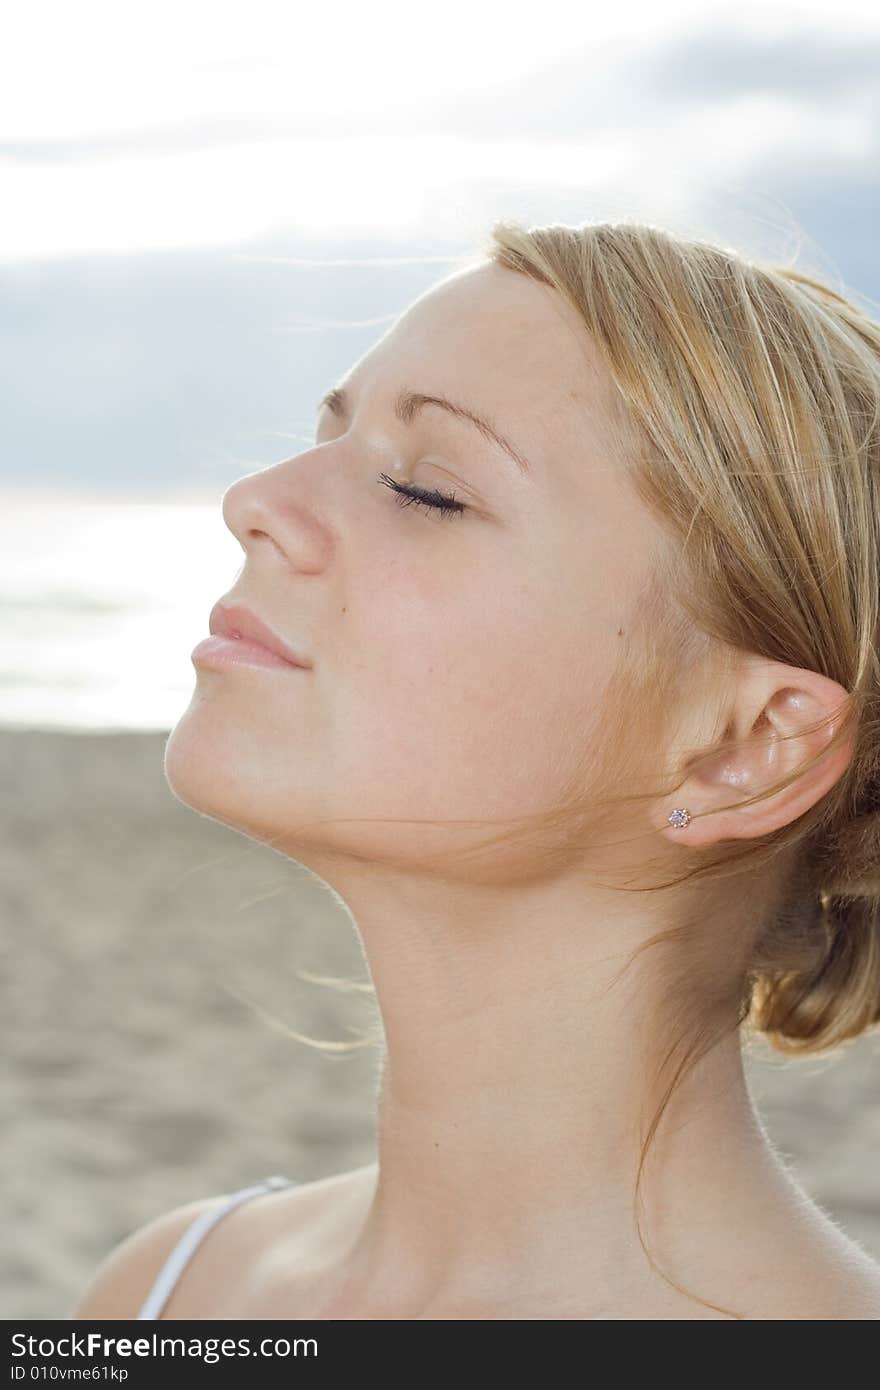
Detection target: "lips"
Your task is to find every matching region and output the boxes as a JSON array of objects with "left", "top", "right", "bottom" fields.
[{"left": 208, "top": 599, "right": 312, "bottom": 669}]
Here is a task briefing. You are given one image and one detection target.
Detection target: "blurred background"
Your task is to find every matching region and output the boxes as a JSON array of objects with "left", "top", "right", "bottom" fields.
[{"left": 3, "top": 0, "right": 879, "bottom": 1318}]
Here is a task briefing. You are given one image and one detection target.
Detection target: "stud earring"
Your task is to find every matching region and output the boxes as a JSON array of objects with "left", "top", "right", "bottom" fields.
[{"left": 668, "top": 808, "right": 691, "bottom": 828}]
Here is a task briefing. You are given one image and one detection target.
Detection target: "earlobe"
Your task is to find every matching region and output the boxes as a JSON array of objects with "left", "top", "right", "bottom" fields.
[{"left": 658, "top": 662, "right": 855, "bottom": 846}]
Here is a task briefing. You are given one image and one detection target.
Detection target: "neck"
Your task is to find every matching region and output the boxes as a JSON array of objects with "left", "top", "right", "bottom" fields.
[{"left": 305, "top": 863, "right": 782, "bottom": 1316}]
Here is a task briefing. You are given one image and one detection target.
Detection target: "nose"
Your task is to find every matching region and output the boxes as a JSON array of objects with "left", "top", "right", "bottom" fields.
[{"left": 221, "top": 460, "right": 330, "bottom": 572}]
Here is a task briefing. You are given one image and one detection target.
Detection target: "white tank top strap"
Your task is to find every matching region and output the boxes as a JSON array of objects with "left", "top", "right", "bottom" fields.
[{"left": 135, "top": 1174, "right": 294, "bottom": 1320}]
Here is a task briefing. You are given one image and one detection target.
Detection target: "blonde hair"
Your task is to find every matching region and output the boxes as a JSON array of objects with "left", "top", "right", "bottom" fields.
[
  {"left": 484, "top": 218, "right": 880, "bottom": 1314},
  {"left": 265, "top": 218, "right": 880, "bottom": 1318}
]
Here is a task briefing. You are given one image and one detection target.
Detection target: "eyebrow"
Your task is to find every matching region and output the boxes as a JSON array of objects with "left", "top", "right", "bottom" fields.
[{"left": 316, "top": 384, "right": 531, "bottom": 475}]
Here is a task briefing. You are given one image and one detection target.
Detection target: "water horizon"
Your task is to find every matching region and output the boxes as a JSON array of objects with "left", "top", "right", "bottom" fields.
[{"left": 2, "top": 487, "right": 243, "bottom": 732}]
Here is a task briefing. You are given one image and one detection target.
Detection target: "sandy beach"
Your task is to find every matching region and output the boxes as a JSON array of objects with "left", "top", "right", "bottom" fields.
[{"left": 4, "top": 727, "right": 879, "bottom": 1319}]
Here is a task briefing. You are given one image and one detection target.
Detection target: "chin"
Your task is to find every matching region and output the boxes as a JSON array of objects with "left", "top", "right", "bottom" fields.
[
  {"left": 161, "top": 704, "right": 308, "bottom": 857},
  {"left": 162, "top": 698, "right": 249, "bottom": 826}
]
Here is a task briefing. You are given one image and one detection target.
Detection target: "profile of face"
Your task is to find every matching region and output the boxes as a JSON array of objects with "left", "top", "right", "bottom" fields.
[{"left": 164, "top": 261, "right": 664, "bottom": 885}]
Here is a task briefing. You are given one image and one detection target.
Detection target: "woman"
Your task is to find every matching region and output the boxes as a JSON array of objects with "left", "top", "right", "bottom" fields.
[{"left": 72, "top": 219, "right": 880, "bottom": 1319}]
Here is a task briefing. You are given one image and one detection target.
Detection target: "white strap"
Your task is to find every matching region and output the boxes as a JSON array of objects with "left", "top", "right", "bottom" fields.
[{"left": 136, "top": 1175, "right": 292, "bottom": 1320}]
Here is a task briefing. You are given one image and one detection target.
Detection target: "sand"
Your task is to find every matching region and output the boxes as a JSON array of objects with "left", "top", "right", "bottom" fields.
[{"left": 3, "top": 728, "right": 879, "bottom": 1319}]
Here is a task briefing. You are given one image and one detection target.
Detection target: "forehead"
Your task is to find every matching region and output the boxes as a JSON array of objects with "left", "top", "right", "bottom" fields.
[{"left": 348, "top": 261, "right": 629, "bottom": 481}]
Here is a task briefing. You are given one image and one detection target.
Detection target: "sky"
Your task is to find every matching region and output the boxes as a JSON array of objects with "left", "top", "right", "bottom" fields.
[{"left": 2, "top": 0, "right": 878, "bottom": 495}]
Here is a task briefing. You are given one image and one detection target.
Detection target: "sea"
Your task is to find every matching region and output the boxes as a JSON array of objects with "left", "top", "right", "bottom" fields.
[{"left": 1, "top": 489, "right": 245, "bottom": 732}]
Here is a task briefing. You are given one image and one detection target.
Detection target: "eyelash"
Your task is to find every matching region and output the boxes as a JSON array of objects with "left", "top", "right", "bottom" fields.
[{"left": 376, "top": 471, "right": 467, "bottom": 520}]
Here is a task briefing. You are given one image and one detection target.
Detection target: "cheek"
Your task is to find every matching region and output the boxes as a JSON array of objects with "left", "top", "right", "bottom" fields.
[
  {"left": 334, "top": 580, "right": 599, "bottom": 816},
  {"left": 444, "top": 627, "right": 597, "bottom": 801}
]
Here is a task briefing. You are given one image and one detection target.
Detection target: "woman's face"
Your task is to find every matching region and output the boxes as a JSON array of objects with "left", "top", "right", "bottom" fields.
[{"left": 164, "top": 261, "right": 663, "bottom": 881}]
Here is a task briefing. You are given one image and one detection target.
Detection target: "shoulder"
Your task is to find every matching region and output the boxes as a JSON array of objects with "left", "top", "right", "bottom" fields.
[
  {"left": 781, "top": 1266, "right": 880, "bottom": 1320},
  {"left": 808, "top": 1247, "right": 880, "bottom": 1319},
  {"left": 69, "top": 1164, "right": 377, "bottom": 1321},
  {"left": 750, "top": 1226, "right": 880, "bottom": 1320},
  {"left": 68, "top": 1192, "right": 234, "bottom": 1320},
  {"left": 798, "top": 1208, "right": 880, "bottom": 1318},
  {"left": 199, "top": 1164, "right": 378, "bottom": 1320}
]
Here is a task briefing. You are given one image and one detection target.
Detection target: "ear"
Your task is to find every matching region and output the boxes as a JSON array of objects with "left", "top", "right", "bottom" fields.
[{"left": 656, "top": 657, "right": 856, "bottom": 845}]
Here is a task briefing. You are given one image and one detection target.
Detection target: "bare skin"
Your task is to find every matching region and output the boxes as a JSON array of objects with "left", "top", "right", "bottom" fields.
[
  {"left": 98, "top": 260, "right": 880, "bottom": 1320},
  {"left": 134, "top": 1159, "right": 880, "bottom": 1320}
]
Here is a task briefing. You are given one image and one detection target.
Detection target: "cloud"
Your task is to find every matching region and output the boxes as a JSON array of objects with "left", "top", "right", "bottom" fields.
[
  {"left": 5, "top": 22, "right": 878, "bottom": 168},
  {"left": 694, "top": 155, "right": 880, "bottom": 306},
  {"left": 643, "top": 28, "right": 880, "bottom": 104}
]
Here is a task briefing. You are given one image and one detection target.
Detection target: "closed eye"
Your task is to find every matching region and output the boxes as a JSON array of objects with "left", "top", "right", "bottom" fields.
[{"left": 377, "top": 472, "right": 467, "bottom": 519}]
